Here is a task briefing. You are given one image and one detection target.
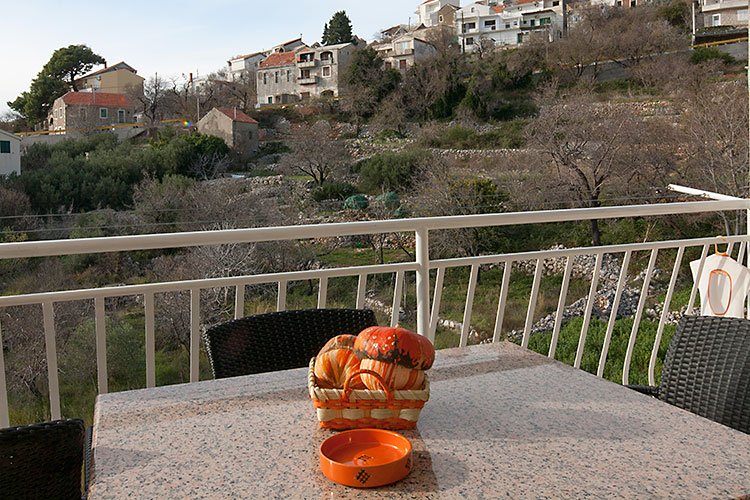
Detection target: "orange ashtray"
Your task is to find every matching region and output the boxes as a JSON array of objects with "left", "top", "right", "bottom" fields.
[{"left": 319, "top": 428, "right": 413, "bottom": 488}]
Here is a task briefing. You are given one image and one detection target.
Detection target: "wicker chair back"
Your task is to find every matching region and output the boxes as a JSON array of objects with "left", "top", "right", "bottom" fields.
[
  {"left": 0, "top": 418, "right": 85, "bottom": 499},
  {"left": 658, "top": 315, "right": 750, "bottom": 434},
  {"left": 202, "top": 308, "right": 377, "bottom": 379}
]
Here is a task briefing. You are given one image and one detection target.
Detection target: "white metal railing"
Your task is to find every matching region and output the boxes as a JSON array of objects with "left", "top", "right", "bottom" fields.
[{"left": 0, "top": 199, "right": 748, "bottom": 426}]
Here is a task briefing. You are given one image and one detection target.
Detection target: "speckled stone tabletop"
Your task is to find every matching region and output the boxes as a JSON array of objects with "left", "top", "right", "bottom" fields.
[{"left": 88, "top": 342, "right": 750, "bottom": 499}]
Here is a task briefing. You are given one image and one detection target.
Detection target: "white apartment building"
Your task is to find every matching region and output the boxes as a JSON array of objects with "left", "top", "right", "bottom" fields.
[
  {"left": 701, "top": 0, "right": 748, "bottom": 26},
  {"left": 416, "top": 0, "right": 462, "bottom": 27},
  {"left": 456, "top": 0, "right": 563, "bottom": 51}
]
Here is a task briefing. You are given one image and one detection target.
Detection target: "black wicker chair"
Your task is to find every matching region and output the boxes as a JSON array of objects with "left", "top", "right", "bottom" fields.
[
  {"left": 202, "top": 308, "right": 378, "bottom": 379},
  {"left": 0, "top": 418, "right": 86, "bottom": 500},
  {"left": 628, "top": 315, "right": 750, "bottom": 434}
]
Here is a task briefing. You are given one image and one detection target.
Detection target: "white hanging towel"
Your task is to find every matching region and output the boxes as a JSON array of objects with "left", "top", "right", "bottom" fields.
[{"left": 690, "top": 253, "right": 750, "bottom": 318}]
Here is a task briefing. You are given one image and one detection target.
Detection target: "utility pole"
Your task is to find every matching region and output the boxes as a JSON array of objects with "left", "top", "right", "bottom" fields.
[{"left": 562, "top": 0, "right": 568, "bottom": 37}]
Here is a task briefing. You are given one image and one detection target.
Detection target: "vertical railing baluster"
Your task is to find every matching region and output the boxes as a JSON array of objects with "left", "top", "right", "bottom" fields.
[
  {"left": 42, "top": 302, "right": 61, "bottom": 420},
  {"left": 415, "top": 227, "right": 431, "bottom": 341},
  {"left": 429, "top": 267, "right": 445, "bottom": 338},
  {"left": 623, "top": 249, "right": 658, "bottom": 385},
  {"left": 277, "top": 281, "right": 287, "bottom": 312},
  {"left": 94, "top": 296, "right": 108, "bottom": 394},
  {"left": 234, "top": 284, "right": 245, "bottom": 320},
  {"left": 0, "top": 320, "right": 9, "bottom": 427},
  {"left": 549, "top": 256, "right": 573, "bottom": 358},
  {"left": 317, "top": 277, "right": 328, "bottom": 308},
  {"left": 598, "top": 251, "right": 631, "bottom": 377},
  {"left": 391, "top": 271, "right": 404, "bottom": 328},
  {"left": 460, "top": 264, "right": 479, "bottom": 348},
  {"left": 522, "top": 259, "right": 543, "bottom": 349},
  {"left": 492, "top": 261, "right": 512, "bottom": 343},
  {"left": 649, "top": 246, "right": 685, "bottom": 386},
  {"left": 686, "top": 244, "right": 708, "bottom": 315},
  {"left": 356, "top": 274, "right": 367, "bottom": 310},
  {"left": 144, "top": 292, "right": 156, "bottom": 388},
  {"left": 574, "top": 253, "right": 602, "bottom": 369},
  {"left": 189, "top": 289, "right": 200, "bottom": 383}
]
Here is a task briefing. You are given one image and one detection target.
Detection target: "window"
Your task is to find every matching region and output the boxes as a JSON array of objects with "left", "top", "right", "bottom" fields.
[
  {"left": 0, "top": 141, "right": 10, "bottom": 154},
  {"left": 463, "top": 22, "right": 476, "bottom": 32},
  {"left": 517, "top": 33, "right": 523, "bottom": 43},
  {"left": 553, "top": 0, "right": 559, "bottom": 5},
  {"left": 399, "top": 59, "right": 407, "bottom": 69},
  {"left": 118, "top": 109, "right": 125, "bottom": 123},
  {"left": 321, "top": 51, "right": 333, "bottom": 63},
  {"left": 485, "top": 20, "right": 496, "bottom": 30},
  {"left": 739, "top": 9, "right": 748, "bottom": 20},
  {"left": 301, "top": 69, "right": 311, "bottom": 79},
  {"left": 397, "top": 41, "right": 410, "bottom": 52},
  {"left": 712, "top": 13, "right": 721, "bottom": 25},
  {"left": 100, "top": 108, "right": 108, "bottom": 119},
  {"left": 466, "top": 37, "right": 474, "bottom": 45},
  {"left": 80, "top": 108, "right": 86, "bottom": 120},
  {"left": 263, "top": 73, "right": 267, "bottom": 84},
  {"left": 268, "top": 96, "right": 273, "bottom": 104},
  {"left": 439, "top": 15, "right": 444, "bottom": 22},
  {"left": 385, "top": 61, "right": 392, "bottom": 70},
  {"left": 275, "top": 71, "right": 279, "bottom": 83},
  {"left": 630, "top": 0, "right": 636, "bottom": 6},
  {"left": 287, "top": 70, "right": 291, "bottom": 82},
  {"left": 323, "top": 66, "right": 331, "bottom": 77},
  {"left": 506, "top": 23, "right": 511, "bottom": 28},
  {"left": 530, "top": 19, "right": 535, "bottom": 26}
]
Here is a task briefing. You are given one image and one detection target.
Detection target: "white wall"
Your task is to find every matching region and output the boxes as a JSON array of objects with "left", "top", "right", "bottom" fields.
[{"left": 0, "top": 132, "right": 21, "bottom": 176}]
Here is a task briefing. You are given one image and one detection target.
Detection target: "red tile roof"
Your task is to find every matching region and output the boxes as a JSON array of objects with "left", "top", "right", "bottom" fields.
[
  {"left": 61, "top": 92, "right": 133, "bottom": 108},
  {"left": 493, "top": 5, "right": 504, "bottom": 12},
  {"left": 216, "top": 108, "right": 259, "bottom": 124},
  {"left": 258, "top": 52, "right": 296, "bottom": 68},
  {"left": 517, "top": 0, "right": 539, "bottom": 4}
]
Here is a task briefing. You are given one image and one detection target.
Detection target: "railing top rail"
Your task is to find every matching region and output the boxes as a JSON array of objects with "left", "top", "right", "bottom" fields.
[{"left": 0, "top": 200, "right": 747, "bottom": 260}]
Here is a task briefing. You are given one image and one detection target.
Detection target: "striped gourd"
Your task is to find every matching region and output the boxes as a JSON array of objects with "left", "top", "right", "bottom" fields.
[
  {"left": 359, "top": 358, "right": 425, "bottom": 391},
  {"left": 313, "top": 335, "right": 363, "bottom": 389}
]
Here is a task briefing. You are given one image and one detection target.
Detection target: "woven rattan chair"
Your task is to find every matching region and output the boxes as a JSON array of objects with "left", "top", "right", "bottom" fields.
[
  {"left": 628, "top": 315, "right": 750, "bottom": 434},
  {"left": 202, "top": 308, "right": 378, "bottom": 379},
  {"left": 0, "top": 418, "right": 86, "bottom": 500}
]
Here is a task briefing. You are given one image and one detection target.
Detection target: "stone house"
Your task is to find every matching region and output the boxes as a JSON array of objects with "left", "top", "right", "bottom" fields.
[
  {"left": 416, "top": 0, "right": 461, "bottom": 27},
  {"left": 75, "top": 61, "right": 144, "bottom": 95},
  {"left": 197, "top": 107, "right": 259, "bottom": 158},
  {"left": 0, "top": 129, "right": 21, "bottom": 176},
  {"left": 256, "top": 51, "right": 301, "bottom": 105},
  {"left": 372, "top": 35, "right": 437, "bottom": 71},
  {"left": 47, "top": 92, "right": 135, "bottom": 133},
  {"left": 228, "top": 51, "right": 268, "bottom": 79},
  {"left": 294, "top": 42, "right": 357, "bottom": 100}
]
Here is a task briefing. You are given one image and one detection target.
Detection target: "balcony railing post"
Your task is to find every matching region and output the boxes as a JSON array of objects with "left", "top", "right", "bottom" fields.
[
  {"left": 415, "top": 227, "right": 431, "bottom": 342},
  {"left": 0, "top": 321, "right": 9, "bottom": 427}
]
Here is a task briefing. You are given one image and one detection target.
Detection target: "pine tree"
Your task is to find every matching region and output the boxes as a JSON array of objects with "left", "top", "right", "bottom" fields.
[{"left": 322, "top": 11, "right": 354, "bottom": 45}]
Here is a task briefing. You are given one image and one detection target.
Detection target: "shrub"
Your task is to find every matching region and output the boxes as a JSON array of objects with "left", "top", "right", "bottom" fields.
[
  {"left": 424, "top": 122, "right": 527, "bottom": 150},
  {"left": 312, "top": 181, "right": 358, "bottom": 201},
  {"left": 358, "top": 149, "right": 429, "bottom": 194},
  {"left": 690, "top": 46, "right": 734, "bottom": 65}
]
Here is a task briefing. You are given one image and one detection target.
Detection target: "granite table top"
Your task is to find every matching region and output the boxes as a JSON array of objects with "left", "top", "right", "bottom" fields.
[{"left": 88, "top": 341, "right": 750, "bottom": 499}]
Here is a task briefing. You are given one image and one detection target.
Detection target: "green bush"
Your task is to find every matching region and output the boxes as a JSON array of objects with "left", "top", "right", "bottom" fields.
[
  {"left": 312, "top": 181, "right": 358, "bottom": 201},
  {"left": 425, "top": 122, "right": 527, "bottom": 150},
  {"left": 344, "top": 194, "right": 369, "bottom": 209},
  {"left": 358, "top": 149, "right": 429, "bottom": 194},
  {"left": 690, "top": 46, "right": 735, "bottom": 65}
]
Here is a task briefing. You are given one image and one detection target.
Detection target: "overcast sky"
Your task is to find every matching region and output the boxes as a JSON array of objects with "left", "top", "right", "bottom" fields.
[{"left": 0, "top": 0, "right": 425, "bottom": 114}]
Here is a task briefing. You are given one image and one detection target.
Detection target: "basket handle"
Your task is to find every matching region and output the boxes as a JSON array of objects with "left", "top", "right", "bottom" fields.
[{"left": 342, "top": 369, "right": 394, "bottom": 402}]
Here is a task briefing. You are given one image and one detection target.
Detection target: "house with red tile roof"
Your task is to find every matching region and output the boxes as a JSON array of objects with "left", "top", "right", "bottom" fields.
[
  {"left": 197, "top": 107, "right": 259, "bottom": 158},
  {"left": 47, "top": 91, "right": 136, "bottom": 134}
]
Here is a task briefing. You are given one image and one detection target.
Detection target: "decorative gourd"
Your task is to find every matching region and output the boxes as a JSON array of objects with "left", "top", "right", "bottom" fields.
[
  {"left": 359, "top": 358, "right": 425, "bottom": 390},
  {"left": 353, "top": 326, "right": 434, "bottom": 391},
  {"left": 313, "top": 334, "right": 364, "bottom": 389},
  {"left": 354, "top": 326, "right": 435, "bottom": 370}
]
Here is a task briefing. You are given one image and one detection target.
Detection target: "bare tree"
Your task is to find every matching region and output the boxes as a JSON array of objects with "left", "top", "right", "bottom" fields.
[{"left": 279, "top": 126, "right": 350, "bottom": 185}]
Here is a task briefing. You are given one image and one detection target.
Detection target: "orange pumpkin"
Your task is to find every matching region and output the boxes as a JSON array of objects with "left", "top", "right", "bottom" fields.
[
  {"left": 359, "top": 358, "right": 425, "bottom": 391},
  {"left": 354, "top": 326, "right": 435, "bottom": 370},
  {"left": 313, "top": 334, "right": 364, "bottom": 389}
]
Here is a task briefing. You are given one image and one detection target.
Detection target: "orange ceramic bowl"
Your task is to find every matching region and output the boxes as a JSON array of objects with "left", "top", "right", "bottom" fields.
[{"left": 319, "top": 429, "right": 413, "bottom": 488}]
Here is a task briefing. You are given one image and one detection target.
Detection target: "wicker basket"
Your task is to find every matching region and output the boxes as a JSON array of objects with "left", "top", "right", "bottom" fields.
[{"left": 308, "top": 358, "right": 430, "bottom": 430}]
